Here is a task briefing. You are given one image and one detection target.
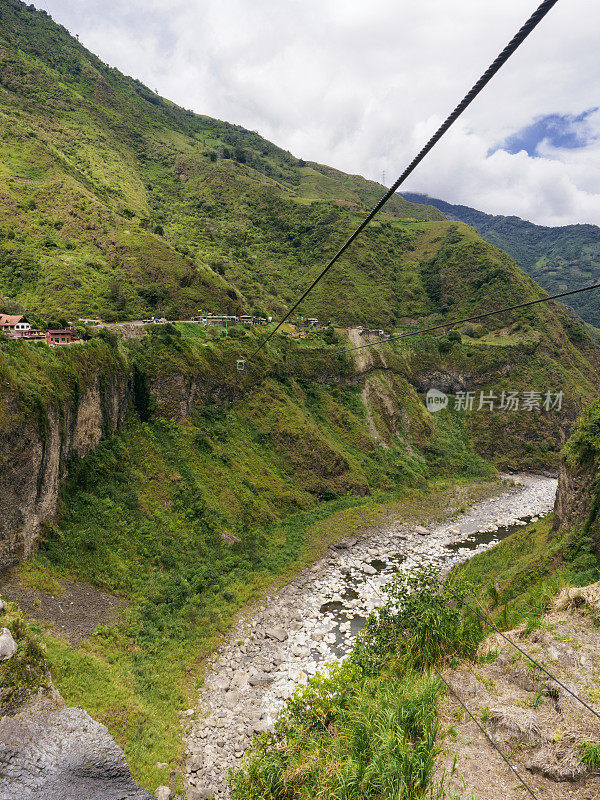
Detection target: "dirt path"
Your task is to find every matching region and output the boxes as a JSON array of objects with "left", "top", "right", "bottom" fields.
[
  {"left": 347, "top": 326, "right": 390, "bottom": 445},
  {"left": 347, "top": 326, "right": 373, "bottom": 372},
  {"left": 438, "top": 590, "right": 600, "bottom": 800}
]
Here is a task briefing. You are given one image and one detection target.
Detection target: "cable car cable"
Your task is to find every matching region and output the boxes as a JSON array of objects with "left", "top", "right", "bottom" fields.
[
  {"left": 338, "top": 551, "right": 540, "bottom": 798},
  {"left": 248, "top": 0, "right": 561, "bottom": 362},
  {"left": 395, "top": 543, "right": 600, "bottom": 725},
  {"left": 429, "top": 661, "right": 540, "bottom": 799},
  {"left": 343, "top": 281, "right": 600, "bottom": 354}
]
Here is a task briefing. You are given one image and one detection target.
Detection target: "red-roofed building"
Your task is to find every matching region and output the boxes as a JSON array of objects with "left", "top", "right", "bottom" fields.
[
  {"left": 45, "top": 328, "right": 75, "bottom": 346},
  {"left": 0, "top": 314, "right": 31, "bottom": 334}
]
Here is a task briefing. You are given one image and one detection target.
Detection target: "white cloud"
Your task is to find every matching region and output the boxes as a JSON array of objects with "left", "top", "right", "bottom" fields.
[{"left": 36, "top": 0, "right": 600, "bottom": 225}]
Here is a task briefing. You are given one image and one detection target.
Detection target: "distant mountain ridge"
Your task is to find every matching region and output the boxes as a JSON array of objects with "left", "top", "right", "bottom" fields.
[{"left": 401, "top": 192, "right": 600, "bottom": 326}]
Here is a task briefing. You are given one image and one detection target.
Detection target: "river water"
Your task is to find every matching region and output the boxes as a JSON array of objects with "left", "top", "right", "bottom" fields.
[{"left": 185, "top": 474, "right": 557, "bottom": 799}]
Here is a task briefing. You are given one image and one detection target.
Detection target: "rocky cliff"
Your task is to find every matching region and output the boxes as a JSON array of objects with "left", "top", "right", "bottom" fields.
[
  {"left": 0, "top": 600, "right": 153, "bottom": 800},
  {"left": 0, "top": 346, "right": 132, "bottom": 569},
  {"left": 552, "top": 399, "right": 600, "bottom": 549},
  {"left": 553, "top": 454, "right": 597, "bottom": 532},
  {"left": 0, "top": 333, "right": 353, "bottom": 571},
  {"left": 0, "top": 698, "right": 154, "bottom": 800}
]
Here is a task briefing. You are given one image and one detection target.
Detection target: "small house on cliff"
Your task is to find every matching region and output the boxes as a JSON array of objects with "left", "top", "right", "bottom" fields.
[
  {"left": 0, "top": 314, "right": 31, "bottom": 334},
  {"left": 45, "top": 329, "right": 75, "bottom": 346}
]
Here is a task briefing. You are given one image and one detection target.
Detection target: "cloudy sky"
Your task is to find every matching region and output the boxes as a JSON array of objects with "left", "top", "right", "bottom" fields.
[{"left": 37, "top": 0, "right": 600, "bottom": 226}]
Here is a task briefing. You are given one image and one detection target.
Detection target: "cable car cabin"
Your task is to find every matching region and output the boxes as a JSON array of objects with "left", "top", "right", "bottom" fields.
[{"left": 236, "top": 359, "right": 246, "bottom": 372}]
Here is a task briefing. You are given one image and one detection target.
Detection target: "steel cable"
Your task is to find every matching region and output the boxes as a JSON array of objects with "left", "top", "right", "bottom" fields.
[{"left": 248, "top": 0, "right": 561, "bottom": 361}]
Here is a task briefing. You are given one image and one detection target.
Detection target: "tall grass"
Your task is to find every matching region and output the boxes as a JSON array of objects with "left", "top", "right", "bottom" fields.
[
  {"left": 352, "top": 566, "right": 483, "bottom": 675},
  {"left": 230, "top": 668, "right": 443, "bottom": 800},
  {"left": 455, "top": 515, "right": 600, "bottom": 634},
  {"left": 579, "top": 741, "right": 600, "bottom": 769}
]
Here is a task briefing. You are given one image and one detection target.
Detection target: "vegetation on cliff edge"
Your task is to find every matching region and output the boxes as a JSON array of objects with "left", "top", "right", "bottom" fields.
[{"left": 0, "top": 326, "right": 493, "bottom": 789}]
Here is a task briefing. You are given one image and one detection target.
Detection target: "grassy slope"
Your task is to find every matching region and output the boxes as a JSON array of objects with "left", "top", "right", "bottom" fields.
[
  {"left": 0, "top": 0, "right": 442, "bottom": 323},
  {"left": 350, "top": 221, "right": 600, "bottom": 469},
  {"left": 455, "top": 404, "right": 600, "bottom": 631},
  {"left": 1, "top": 1, "right": 600, "bottom": 793},
  {"left": 401, "top": 192, "right": 600, "bottom": 326},
  {"left": 3, "top": 1, "right": 599, "bottom": 345}
]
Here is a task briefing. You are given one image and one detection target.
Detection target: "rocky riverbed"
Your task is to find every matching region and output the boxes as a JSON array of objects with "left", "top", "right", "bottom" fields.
[{"left": 185, "top": 474, "right": 557, "bottom": 799}]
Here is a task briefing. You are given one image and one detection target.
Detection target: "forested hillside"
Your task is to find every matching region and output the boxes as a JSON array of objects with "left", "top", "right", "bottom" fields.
[
  {"left": 0, "top": 0, "right": 443, "bottom": 324},
  {"left": 5, "top": 0, "right": 599, "bottom": 339},
  {"left": 0, "top": 323, "right": 480, "bottom": 787},
  {"left": 402, "top": 191, "right": 600, "bottom": 326}
]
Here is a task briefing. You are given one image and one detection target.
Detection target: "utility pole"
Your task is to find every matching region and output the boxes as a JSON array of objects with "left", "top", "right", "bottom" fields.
[{"left": 382, "top": 170, "right": 386, "bottom": 187}]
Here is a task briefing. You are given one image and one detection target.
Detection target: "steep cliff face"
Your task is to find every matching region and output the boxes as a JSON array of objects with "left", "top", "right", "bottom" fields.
[
  {"left": 0, "top": 370, "right": 131, "bottom": 568},
  {"left": 0, "top": 333, "right": 351, "bottom": 570},
  {"left": 553, "top": 456, "right": 597, "bottom": 532},
  {"left": 1, "top": 315, "right": 598, "bottom": 573},
  {"left": 552, "top": 400, "right": 600, "bottom": 549},
  {"left": 0, "top": 335, "right": 365, "bottom": 571}
]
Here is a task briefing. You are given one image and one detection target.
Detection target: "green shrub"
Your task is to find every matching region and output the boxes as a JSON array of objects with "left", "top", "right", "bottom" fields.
[
  {"left": 231, "top": 568, "right": 484, "bottom": 799},
  {"left": 96, "top": 328, "right": 119, "bottom": 348},
  {"left": 230, "top": 662, "right": 443, "bottom": 800},
  {"left": 352, "top": 566, "right": 482, "bottom": 675},
  {"left": 579, "top": 740, "right": 600, "bottom": 769},
  {"left": 0, "top": 607, "right": 50, "bottom": 716}
]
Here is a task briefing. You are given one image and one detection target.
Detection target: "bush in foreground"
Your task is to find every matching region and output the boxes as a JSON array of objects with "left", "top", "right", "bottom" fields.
[{"left": 230, "top": 567, "right": 481, "bottom": 799}]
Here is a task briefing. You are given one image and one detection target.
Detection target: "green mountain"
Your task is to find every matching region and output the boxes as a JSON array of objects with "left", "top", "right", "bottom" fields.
[
  {"left": 5, "top": 0, "right": 598, "bottom": 340},
  {"left": 0, "top": 0, "right": 443, "bottom": 324},
  {"left": 2, "top": 0, "right": 600, "bottom": 472},
  {"left": 3, "top": 0, "right": 600, "bottom": 478},
  {"left": 401, "top": 192, "right": 600, "bottom": 326}
]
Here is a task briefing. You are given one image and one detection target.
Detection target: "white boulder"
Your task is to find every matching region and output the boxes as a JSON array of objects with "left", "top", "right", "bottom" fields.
[{"left": 0, "top": 628, "right": 17, "bottom": 661}]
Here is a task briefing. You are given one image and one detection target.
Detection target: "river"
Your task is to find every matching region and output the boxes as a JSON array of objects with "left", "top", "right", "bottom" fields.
[{"left": 185, "top": 473, "right": 557, "bottom": 799}]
